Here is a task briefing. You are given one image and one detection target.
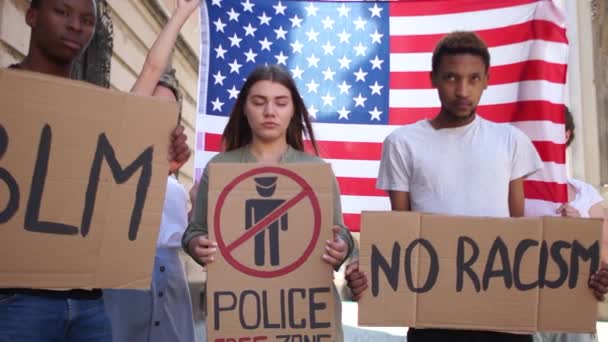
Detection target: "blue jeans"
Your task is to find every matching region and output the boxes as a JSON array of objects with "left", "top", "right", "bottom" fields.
[{"left": 0, "top": 293, "right": 112, "bottom": 342}]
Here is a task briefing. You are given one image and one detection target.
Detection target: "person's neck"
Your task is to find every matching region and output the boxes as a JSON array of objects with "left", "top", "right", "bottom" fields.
[
  {"left": 248, "top": 140, "right": 289, "bottom": 163},
  {"left": 430, "top": 109, "right": 476, "bottom": 129},
  {"left": 20, "top": 48, "right": 73, "bottom": 78}
]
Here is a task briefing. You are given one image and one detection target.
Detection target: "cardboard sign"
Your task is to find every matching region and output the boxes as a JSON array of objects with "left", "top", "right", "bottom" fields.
[
  {"left": 359, "top": 211, "right": 602, "bottom": 333},
  {"left": 0, "top": 69, "right": 175, "bottom": 289},
  {"left": 207, "top": 163, "right": 337, "bottom": 342}
]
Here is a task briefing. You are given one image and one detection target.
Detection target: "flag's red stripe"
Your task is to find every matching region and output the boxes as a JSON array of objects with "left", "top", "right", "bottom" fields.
[
  {"left": 390, "top": 20, "right": 566, "bottom": 53},
  {"left": 532, "top": 141, "right": 565, "bottom": 164},
  {"left": 204, "top": 132, "right": 561, "bottom": 164},
  {"left": 204, "top": 132, "right": 222, "bottom": 151},
  {"left": 305, "top": 140, "right": 382, "bottom": 161},
  {"left": 389, "top": 0, "right": 537, "bottom": 17},
  {"left": 388, "top": 101, "right": 566, "bottom": 125},
  {"left": 343, "top": 213, "right": 361, "bottom": 232},
  {"left": 524, "top": 180, "right": 567, "bottom": 203},
  {"left": 337, "top": 177, "right": 386, "bottom": 197},
  {"left": 390, "top": 61, "right": 566, "bottom": 89}
]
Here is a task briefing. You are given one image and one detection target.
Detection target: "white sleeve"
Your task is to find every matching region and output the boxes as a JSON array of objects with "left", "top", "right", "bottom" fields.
[
  {"left": 376, "top": 133, "right": 412, "bottom": 192},
  {"left": 576, "top": 180, "right": 604, "bottom": 208},
  {"left": 157, "top": 176, "right": 189, "bottom": 248},
  {"left": 510, "top": 127, "right": 543, "bottom": 180}
]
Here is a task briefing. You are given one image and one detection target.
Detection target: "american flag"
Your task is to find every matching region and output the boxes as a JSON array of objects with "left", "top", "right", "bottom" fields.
[{"left": 195, "top": 0, "right": 568, "bottom": 231}]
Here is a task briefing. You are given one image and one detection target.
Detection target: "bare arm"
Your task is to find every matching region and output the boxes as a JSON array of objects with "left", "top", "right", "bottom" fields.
[
  {"left": 508, "top": 177, "right": 525, "bottom": 217},
  {"left": 388, "top": 190, "right": 411, "bottom": 211},
  {"left": 131, "top": 0, "right": 200, "bottom": 96},
  {"left": 588, "top": 203, "right": 608, "bottom": 264}
]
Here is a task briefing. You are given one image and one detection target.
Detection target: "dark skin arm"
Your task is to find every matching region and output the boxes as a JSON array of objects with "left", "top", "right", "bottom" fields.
[
  {"left": 150, "top": 85, "right": 191, "bottom": 175},
  {"left": 345, "top": 191, "right": 410, "bottom": 300},
  {"left": 508, "top": 177, "right": 525, "bottom": 217}
]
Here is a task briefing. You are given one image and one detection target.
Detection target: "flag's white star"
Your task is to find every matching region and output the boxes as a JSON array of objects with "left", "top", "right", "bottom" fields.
[
  {"left": 308, "top": 105, "right": 319, "bottom": 119},
  {"left": 370, "top": 30, "right": 383, "bottom": 44},
  {"left": 353, "top": 67, "right": 368, "bottom": 82},
  {"left": 211, "top": 97, "right": 224, "bottom": 111},
  {"left": 322, "top": 67, "right": 336, "bottom": 81},
  {"left": 227, "top": 85, "right": 240, "bottom": 99},
  {"left": 321, "top": 16, "right": 335, "bottom": 30},
  {"left": 353, "top": 93, "right": 367, "bottom": 107},
  {"left": 337, "top": 30, "right": 351, "bottom": 44},
  {"left": 338, "top": 55, "right": 352, "bottom": 70},
  {"left": 241, "top": 0, "right": 254, "bottom": 12},
  {"left": 212, "top": 0, "right": 222, "bottom": 7},
  {"left": 213, "top": 70, "right": 226, "bottom": 85},
  {"left": 354, "top": 42, "right": 367, "bottom": 56},
  {"left": 214, "top": 44, "right": 227, "bottom": 59},
  {"left": 321, "top": 92, "right": 335, "bottom": 107},
  {"left": 337, "top": 81, "right": 351, "bottom": 95},
  {"left": 369, "top": 3, "right": 383, "bottom": 18},
  {"left": 273, "top": 1, "right": 287, "bottom": 15},
  {"left": 213, "top": 18, "right": 226, "bottom": 32},
  {"left": 306, "top": 54, "right": 320, "bottom": 68},
  {"left": 228, "top": 33, "right": 242, "bottom": 47},
  {"left": 258, "top": 12, "right": 271, "bottom": 25},
  {"left": 227, "top": 8, "right": 240, "bottom": 21},
  {"left": 243, "top": 23, "right": 257, "bottom": 37},
  {"left": 274, "top": 26, "right": 288, "bottom": 40},
  {"left": 354, "top": 17, "right": 367, "bottom": 30},
  {"left": 337, "top": 106, "right": 351, "bottom": 120},
  {"left": 259, "top": 37, "right": 273, "bottom": 51},
  {"left": 337, "top": 3, "right": 351, "bottom": 17},
  {"left": 305, "top": 3, "right": 319, "bottom": 16},
  {"left": 306, "top": 28, "right": 320, "bottom": 42},
  {"left": 369, "top": 81, "right": 384, "bottom": 95},
  {"left": 274, "top": 51, "right": 288, "bottom": 65},
  {"left": 369, "top": 106, "right": 383, "bottom": 120},
  {"left": 228, "top": 59, "right": 242, "bottom": 73},
  {"left": 322, "top": 41, "right": 336, "bottom": 55},
  {"left": 290, "top": 40, "right": 304, "bottom": 54},
  {"left": 291, "top": 65, "right": 304, "bottom": 80},
  {"left": 289, "top": 14, "right": 303, "bottom": 28},
  {"left": 370, "top": 55, "right": 384, "bottom": 70},
  {"left": 244, "top": 48, "right": 257, "bottom": 63},
  {"left": 306, "top": 79, "right": 320, "bottom": 93}
]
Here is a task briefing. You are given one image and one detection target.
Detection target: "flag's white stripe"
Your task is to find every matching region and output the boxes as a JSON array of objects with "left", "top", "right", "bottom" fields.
[
  {"left": 198, "top": 115, "right": 566, "bottom": 145},
  {"left": 199, "top": 35, "right": 568, "bottom": 83},
  {"left": 342, "top": 198, "right": 565, "bottom": 216},
  {"left": 326, "top": 159, "right": 379, "bottom": 178},
  {"left": 330, "top": 159, "right": 565, "bottom": 184},
  {"left": 526, "top": 161, "right": 567, "bottom": 183},
  {"left": 511, "top": 121, "right": 565, "bottom": 144},
  {"left": 195, "top": 152, "right": 565, "bottom": 184},
  {"left": 341, "top": 195, "right": 390, "bottom": 213},
  {"left": 525, "top": 198, "right": 562, "bottom": 217},
  {"left": 390, "top": 40, "right": 568, "bottom": 72},
  {"left": 389, "top": 2, "right": 564, "bottom": 36},
  {"left": 389, "top": 81, "right": 564, "bottom": 108}
]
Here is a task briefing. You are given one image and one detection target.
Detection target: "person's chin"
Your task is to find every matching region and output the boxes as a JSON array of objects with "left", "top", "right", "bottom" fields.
[
  {"left": 447, "top": 109, "right": 473, "bottom": 120},
  {"left": 54, "top": 44, "right": 84, "bottom": 61}
]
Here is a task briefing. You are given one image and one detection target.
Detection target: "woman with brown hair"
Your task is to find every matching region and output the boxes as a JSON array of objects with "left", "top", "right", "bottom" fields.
[{"left": 183, "top": 65, "right": 355, "bottom": 342}]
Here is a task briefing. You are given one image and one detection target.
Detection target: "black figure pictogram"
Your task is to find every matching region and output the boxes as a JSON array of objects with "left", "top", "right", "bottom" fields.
[{"left": 245, "top": 176, "right": 288, "bottom": 266}]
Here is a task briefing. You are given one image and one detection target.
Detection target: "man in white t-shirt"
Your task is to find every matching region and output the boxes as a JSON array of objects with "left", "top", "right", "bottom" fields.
[{"left": 345, "top": 31, "right": 608, "bottom": 342}]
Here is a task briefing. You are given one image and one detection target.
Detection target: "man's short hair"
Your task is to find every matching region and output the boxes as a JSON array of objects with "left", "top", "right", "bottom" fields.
[
  {"left": 431, "top": 31, "right": 490, "bottom": 74},
  {"left": 30, "top": 0, "right": 41, "bottom": 8}
]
